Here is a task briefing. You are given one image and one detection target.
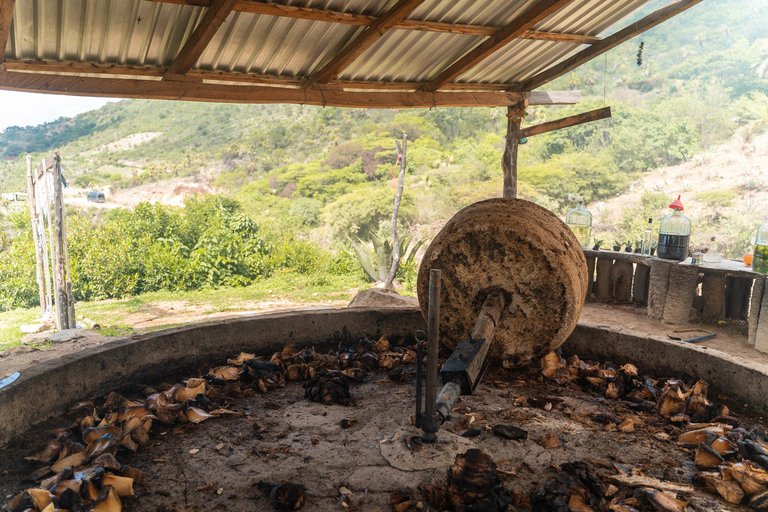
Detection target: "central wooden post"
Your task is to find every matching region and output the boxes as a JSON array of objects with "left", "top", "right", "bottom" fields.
[{"left": 502, "top": 101, "right": 526, "bottom": 198}]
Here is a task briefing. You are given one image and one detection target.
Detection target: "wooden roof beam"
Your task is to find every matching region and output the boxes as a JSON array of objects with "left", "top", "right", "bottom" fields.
[
  {"left": 0, "top": 0, "right": 16, "bottom": 70},
  {"left": 3, "top": 60, "right": 582, "bottom": 95},
  {"left": 422, "top": 0, "right": 576, "bottom": 92},
  {"left": 514, "top": 0, "right": 704, "bottom": 91},
  {"left": 164, "top": 0, "right": 240, "bottom": 80},
  {"left": 144, "top": 0, "right": 601, "bottom": 44},
  {"left": 0, "top": 70, "right": 580, "bottom": 107},
  {"left": 515, "top": 106, "right": 611, "bottom": 138},
  {"left": 307, "top": 0, "right": 427, "bottom": 86}
]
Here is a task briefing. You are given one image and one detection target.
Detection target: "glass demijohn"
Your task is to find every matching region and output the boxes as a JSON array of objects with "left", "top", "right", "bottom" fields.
[
  {"left": 657, "top": 196, "right": 691, "bottom": 261},
  {"left": 754, "top": 223, "right": 768, "bottom": 274},
  {"left": 566, "top": 202, "right": 592, "bottom": 249}
]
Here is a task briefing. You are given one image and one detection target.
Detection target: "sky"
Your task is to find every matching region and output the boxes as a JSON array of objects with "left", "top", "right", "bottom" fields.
[{"left": 0, "top": 90, "right": 120, "bottom": 132}]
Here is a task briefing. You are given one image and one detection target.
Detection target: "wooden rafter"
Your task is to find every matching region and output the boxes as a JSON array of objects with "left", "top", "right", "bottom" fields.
[
  {"left": 3, "top": 60, "right": 166, "bottom": 77},
  {"left": 514, "top": 0, "right": 704, "bottom": 91},
  {"left": 0, "top": 0, "right": 16, "bottom": 69},
  {"left": 144, "top": 0, "right": 600, "bottom": 44},
  {"left": 0, "top": 70, "right": 581, "bottom": 108},
  {"left": 306, "top": 0, "right": 426, "bottom": 85},
  {"left": 164, "top": 0, "right": 240, "bottom": 79},
  {"left": 422, "top": 0, "right": 576, "bottom": 92},
  {"left": 515, "top": 106, "right": 611, "bottom": 138},
  {"left": 1, "top": 60, "right": 590, "bottom": 96}
]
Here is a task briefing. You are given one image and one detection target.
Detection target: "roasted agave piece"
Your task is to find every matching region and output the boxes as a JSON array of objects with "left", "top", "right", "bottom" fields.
[{"left": 303, "top": 370, "right": 351, "bottom": 405}]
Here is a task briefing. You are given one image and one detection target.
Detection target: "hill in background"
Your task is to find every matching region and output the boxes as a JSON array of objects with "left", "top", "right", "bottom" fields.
[{"left": 0, "top": 0, "right": 767, "bottom": 259}]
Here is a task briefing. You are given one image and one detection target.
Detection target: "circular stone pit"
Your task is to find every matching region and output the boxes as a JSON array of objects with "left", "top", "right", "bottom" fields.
[{"left": 2, "top": 307, "right": 768, "bottom": 511}]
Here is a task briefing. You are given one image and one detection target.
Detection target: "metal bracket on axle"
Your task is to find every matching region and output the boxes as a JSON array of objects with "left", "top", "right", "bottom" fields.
[{"left": 440, "top": 332, "right": 491, "bottom": 396}]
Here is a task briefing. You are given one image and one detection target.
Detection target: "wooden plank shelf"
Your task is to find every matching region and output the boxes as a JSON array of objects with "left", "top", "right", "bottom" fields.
[{"left": 581, "top": 248, "right": 768, "bottom": 349}]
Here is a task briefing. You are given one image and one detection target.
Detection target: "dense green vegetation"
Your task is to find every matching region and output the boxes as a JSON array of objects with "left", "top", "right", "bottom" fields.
[
  {"left": 0, "top": 0, "right": 767, "bottom": 312},
  {"left": 0, "top": 196, "right": 362, "bottom": 311}
]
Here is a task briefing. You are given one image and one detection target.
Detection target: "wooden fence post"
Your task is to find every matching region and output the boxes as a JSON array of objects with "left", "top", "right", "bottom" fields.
[
  {"left": 25, "top": 155, "right": 46, "bottom": 314},
  {"left": 42, "top": 159, "right": 61, "bottom": 330},
  {"left": 52, "top": 155, "right": 69, "bottom": 329},
  {"left": 595, "top": 257, "right": 613, "bottom": 300}
]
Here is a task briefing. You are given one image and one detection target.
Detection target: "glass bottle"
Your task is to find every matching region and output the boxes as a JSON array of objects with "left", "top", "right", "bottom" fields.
[
  {"left": 657, "top": 195, "right": 691, "bottom": 261},
  {"left": 641, "top": 218, "right": 653, "bottom": 255},
  {"left": 753, "top": 223, "right": 768, "bottom": 274},
  {"left": 566, "top": 202, "right": 592, "bottom": 249},
  {"left": 703, "top": 236, "right": 722, "bottom": 263}
]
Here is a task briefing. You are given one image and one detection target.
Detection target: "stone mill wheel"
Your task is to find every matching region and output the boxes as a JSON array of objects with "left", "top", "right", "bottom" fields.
[{"left": 417, "top": 198, "right": 588, "bottom": 368}]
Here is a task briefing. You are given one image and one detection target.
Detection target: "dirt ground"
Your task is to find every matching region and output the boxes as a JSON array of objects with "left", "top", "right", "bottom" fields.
[
  {"left": 1, "top": 353, "right": 761, "bottom": 511},
  {"left": 580, "top": 302, "right": 768, "bottom": 365},
  {"left": 0, "top": 305, "right": 342, "bottom": 381}
]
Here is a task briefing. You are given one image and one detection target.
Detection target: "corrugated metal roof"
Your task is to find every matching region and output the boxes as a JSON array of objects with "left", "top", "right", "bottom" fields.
[{"left": 5, "top": 0, "right": 659, "bottom": 86}]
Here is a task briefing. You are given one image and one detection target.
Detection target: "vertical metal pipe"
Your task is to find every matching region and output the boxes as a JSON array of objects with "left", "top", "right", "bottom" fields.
[
  {"left": 415, "top": 339, "right": 424, "bottom": 428},
  {"left": 423, "top": 268, "right": 441, "bottom": 442}
]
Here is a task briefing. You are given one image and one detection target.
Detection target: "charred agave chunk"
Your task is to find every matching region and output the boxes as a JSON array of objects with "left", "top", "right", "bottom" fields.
[{"left": 303, "top": 370, "right": 351, "bottom": 405}]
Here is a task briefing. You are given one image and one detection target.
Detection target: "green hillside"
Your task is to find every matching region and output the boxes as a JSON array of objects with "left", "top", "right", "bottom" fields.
[{"left": 0, "top": 0, "right": 767, "bottom": 312}]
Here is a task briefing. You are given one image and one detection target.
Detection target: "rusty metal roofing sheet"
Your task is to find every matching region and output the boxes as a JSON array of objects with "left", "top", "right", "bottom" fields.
[{"left": 5, "top": 0, "right": 658, "bottom": 85}]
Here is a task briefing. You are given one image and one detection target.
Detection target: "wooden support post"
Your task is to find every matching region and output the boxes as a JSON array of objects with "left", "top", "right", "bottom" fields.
[
  {"left": 56, "top": 157, "right": 76, "bottom": 328},
  {"left": 725, "top": 276, "right": 752, "bottom": 321},
  {"left": 611, "top": 260, "right": 634, "bottom": 302},
  {"left": 701, "top": 273, "right": 726, "bottom": 321},
  {"left": 647, "top": 259, "right": 672, "bottom": 319},
  {"left": 43, "top": 160, "right": 60, "bottom": 330},
  {"left": 632, "top": 264, "right": 651, "bottom": 304},
  {"left": 502, "top": 104, "right": 524, "bottom": 198},
  {"left": 585, "top": 256, "right": 596, "bottom": 300},
  {"left": 515, "top": 107, "right": 611, "bottom": 139},
  {"left": 662, "top": 265, "right": 698, "bottom": 325},
  {"left": 595, "top": 257, "right": 613, "bottom": 301},
  {"left": 36, "top": 174, "right": 52, "bottom": 314},
  {"left": 25, "top": 155, "right": 46, "bottom": 314},
  {"left": 749, "top": 276, "right": 765, "bottom": 347},
  {"left": 52, "top": 157, "right": 69, "bottom": 330}
]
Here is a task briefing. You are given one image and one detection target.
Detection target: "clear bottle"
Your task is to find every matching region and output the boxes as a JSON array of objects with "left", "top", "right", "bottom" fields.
[
  {"left": 641, "top": 218, "right": 653, "bottom": 255},
  {"left": 566, "top": 202, "right": 592, "bottom": 249},
  {"left": 657, "top": 195, "right": 691, "bottom": 261},
  {"left": 753, "top": 223, "right": 768, "bottom": 274},
  {"left": 703, "top": 236, "right": 722, "bottom": 263}
]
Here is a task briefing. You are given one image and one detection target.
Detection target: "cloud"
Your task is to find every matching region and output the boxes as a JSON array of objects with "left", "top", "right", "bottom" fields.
[{"left": 0, "top": 91, "right": 120, "bottom": 132}]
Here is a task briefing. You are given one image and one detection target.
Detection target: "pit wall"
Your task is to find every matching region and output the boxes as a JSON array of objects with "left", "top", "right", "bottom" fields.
[{"left": 1, "top": 307, "right": 767, "bottom": 446}]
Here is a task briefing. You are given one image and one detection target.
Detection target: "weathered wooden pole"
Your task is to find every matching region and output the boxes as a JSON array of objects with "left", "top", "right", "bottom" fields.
[
  {"left": 384, "top": 134, "right": 407, "bottom": 290},
  {"left": 52, "top": 154, "right": 69, "bottom": 330},
  {"left": 502, "top": 100, "right": 527, "bottom": 198},
  {"left": 56, "top": 155, "right": 76, "bottom": 328},
  {"left": 36, "top": 173, "right": 53, "bottom": 315},
  {"left": 25, "top": 155, "right": 47, "bottom": 314},
  {"left": 42, "top": 159, "right": 60, "bottom": 330}
]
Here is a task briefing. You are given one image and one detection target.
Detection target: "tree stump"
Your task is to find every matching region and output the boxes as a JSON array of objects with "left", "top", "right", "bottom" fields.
[
  {"left": 611, "top": 261, "right": 634, "bottom": 302},
  {"left": 725, "top": 276, "right": 752, "bottom": 321},
  {"left": 595, "top": 258, "right": 613, "bottom": 301},
  {"left": 648, "top": 259, "right": 673, "bottom": 320},
  {"left": 632, "top": 264, "right": 651, "bottom": 304},
  {"left": 701, "top": 273, "right": 726, "bottom": 321},
  {"left": 585, "top": 256, "right": 596, "bottom": 300},
  {"left": 749, "top": 277, "right": 765, "bottom": 347},
  {"left": 662, "top": 265, "right": 699, "bottom": 325}
]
